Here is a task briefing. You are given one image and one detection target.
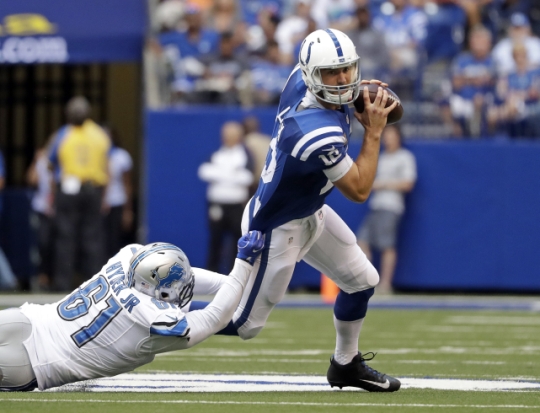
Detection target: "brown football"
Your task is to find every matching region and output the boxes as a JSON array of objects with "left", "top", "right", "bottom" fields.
[{"left": 353, "top": 84, "right": 403, "bottom": 124}]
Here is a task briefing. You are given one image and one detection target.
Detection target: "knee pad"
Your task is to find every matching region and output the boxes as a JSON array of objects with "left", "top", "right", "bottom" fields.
[{"left": 334, "top": 287, "right": 375, "bottom": 321}]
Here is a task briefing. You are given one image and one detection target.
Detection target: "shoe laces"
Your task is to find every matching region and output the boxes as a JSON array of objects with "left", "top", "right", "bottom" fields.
[
  {"left": 360, "top": 351, "right": 376, "bottom": 362},
  {"left": 359, "top": 352, "right": 385, "bottom": 378}
]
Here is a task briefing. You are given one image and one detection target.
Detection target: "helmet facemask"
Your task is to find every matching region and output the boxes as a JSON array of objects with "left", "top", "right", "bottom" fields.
[
  {"left": 156, "top": 269, "right": 195, "bottom": 308},
  {"left": 310, "top": 60, "right": 361, "bottom": 105},
  {"left": 128, "top": 243, "right": 195, "bottom": 308}
]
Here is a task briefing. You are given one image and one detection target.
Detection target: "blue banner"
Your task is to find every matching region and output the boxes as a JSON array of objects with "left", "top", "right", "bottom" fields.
[{"left": 0, "top": 0, "right": 146, "bottom": 63}]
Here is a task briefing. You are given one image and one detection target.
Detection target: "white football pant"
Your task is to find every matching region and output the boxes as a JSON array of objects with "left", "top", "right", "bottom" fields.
[
  {"left": 0, "top": 308, "right": 36, "bottom": 389},
  {"left": 234, "top": 204, "right": 379, "bottom": 340}
]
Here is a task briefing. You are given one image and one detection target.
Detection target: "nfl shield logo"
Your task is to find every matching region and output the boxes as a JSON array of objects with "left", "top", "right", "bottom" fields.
[{"left": 318, "top": 210, "right": 323, "bottom": 220}]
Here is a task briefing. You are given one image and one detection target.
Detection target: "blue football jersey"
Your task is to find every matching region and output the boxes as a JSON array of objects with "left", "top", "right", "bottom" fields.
[{"left": 248, "top": 66, "right": 354, "bottom": 232}]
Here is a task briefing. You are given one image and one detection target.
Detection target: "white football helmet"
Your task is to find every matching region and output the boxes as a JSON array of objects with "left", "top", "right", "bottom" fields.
[
  {"left": 298, "top": 28, "right": 361, "bottom": 105},
  {"left": 128, "top": 243, "right": 195, "bottom": 307}
]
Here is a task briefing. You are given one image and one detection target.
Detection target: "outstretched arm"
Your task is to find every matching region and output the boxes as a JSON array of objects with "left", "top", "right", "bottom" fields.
[
  {"left": 182, "top": 258, "right": 253, "bottom": 347},
  {"left": 190, "top": 267, "right": 227, "bottom": 296},
  {"left": 155, "top": 231, "right": 264, "bottom": 350}
]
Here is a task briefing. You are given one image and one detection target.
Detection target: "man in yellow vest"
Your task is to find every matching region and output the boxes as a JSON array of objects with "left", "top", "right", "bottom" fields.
[{"left": 48, "top": 97, "right": 111, "bottom": 291}]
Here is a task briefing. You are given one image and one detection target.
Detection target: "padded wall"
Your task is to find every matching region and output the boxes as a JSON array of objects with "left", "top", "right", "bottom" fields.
[{"left": 146, "top": 108, "right": 540, "bottom": 292}]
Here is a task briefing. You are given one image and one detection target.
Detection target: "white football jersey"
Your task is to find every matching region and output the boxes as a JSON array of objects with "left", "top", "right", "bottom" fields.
[{"left": 21, "top": 245, "right": 192, "bottom": 391}]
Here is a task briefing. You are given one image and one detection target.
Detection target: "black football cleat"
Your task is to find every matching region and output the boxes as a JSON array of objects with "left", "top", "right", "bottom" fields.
[{"left": 327, "top": 352, "right": 401, "bottom": 392}]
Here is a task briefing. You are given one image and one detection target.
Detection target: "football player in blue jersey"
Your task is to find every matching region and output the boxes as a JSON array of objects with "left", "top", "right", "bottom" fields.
[{"left": 191, "top": 28, "right": 401, "bottom": 392}]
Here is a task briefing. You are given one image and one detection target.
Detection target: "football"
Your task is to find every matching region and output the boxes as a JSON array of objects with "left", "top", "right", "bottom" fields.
[{"left": 353, "top": 84, "right": 403, "bottom": 124}]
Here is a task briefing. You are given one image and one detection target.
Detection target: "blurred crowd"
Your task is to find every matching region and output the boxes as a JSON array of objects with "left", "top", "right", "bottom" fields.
[
  {"left": 0, "top": 97, "right": 135, "bottom": 293},
  {"left": 146, "top": 0, "right": 540, "bottom": 139}
]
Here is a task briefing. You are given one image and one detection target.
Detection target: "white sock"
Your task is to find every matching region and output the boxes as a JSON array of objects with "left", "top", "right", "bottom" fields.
[{"left": 333, "top": 315, "right": 364, "bottom": 365}]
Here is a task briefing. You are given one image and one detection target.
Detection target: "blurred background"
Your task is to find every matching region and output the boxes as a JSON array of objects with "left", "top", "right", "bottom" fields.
[{"left": 0, "top": 0, "right": 539, "bottom": 294}]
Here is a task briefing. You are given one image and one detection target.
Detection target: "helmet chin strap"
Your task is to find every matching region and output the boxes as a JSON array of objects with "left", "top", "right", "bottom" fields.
[{"left": 323, "top": 89, "right": 353, "bottom": 105}]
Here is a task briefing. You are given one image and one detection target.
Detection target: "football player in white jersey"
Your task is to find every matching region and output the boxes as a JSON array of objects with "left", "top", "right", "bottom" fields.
[
  {"left": 191, "top": 29, "right": 401, "bottom": 392},
  {"left": 0, "top": 230, "right": 264, "bottom": 391}
]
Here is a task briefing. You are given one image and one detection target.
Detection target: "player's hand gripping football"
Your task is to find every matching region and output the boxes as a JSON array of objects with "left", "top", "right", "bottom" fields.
[
  {"left": 236, "top": 230, "right": 265, "bottom": 264},
  {"left": 354, "top": 79, "right": 399, "bottom": 134}
]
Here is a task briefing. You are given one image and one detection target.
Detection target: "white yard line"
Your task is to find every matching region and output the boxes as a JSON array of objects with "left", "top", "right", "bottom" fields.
[
  {"left": 29, "top": 373, "right": 540, "bottom": 393},
  {"left": 153, "top": 357, "right": 329, "bottom": 363},
  {"left": 446, "top": 316, "right": 540, "bottom": 325},
  {"left": 156, "top": 347, "right": 540, "bottom": 357},
  {"left": 1, "top": 398, "right": 539, "bottom": 409}
]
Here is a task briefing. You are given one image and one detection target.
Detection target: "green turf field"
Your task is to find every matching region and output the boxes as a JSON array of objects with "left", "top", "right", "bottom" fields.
[{"left": 1, "top": 306, "right": 539, "bottom": 412}]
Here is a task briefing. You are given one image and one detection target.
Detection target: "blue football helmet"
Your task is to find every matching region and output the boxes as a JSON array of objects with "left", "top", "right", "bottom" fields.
[{"left": 128, "top": 243, "right": 195, "bottom": 307}]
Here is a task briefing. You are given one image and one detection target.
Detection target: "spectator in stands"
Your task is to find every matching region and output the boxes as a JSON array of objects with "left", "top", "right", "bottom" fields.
[
  {"left": 480, "top": 0, "right": 534, "bottom": 40},
  {"left": 310, "top": 0, "right": 356, "bottom": 31},
  {"left": 446, "top": 24, "right": 496, "bottom": 137},
  {"left": 346, "top": 5, "right": 391, "bottom": 82},
  {"left": 422, "top": 0, "right": 467, "bottom": 64},
  {"left": 275, "top": 0, "right": 314, "bottom": 65},
  {"left": 240, "top": 0, "right": 284, "bottom": 28},
  {"left": 251, "top": 39, "right": 292, "bottom": 105},
  {"left": 356, "top": 125, "right": 416, "bottom": 294},
  {"left": 198, "top": 31, "right": 252, "bottom": 106},
  {"left": 103, "top": 128, "right": 134, "bottom": 258},
  {"left": 48, "top": 97, "right": 111, "bottom": 292},
  {"left": 246, "top": 7, "right": 281, "bottom": 56},
  {"left": 206, "top": 0, "right": 243, "bottom": 33},
  {"left": 158, "top": 4, "right": 220, "bottom": 103},
  {"left": 152, "top": 0, "right": 186, "bottom": 34},
  {"left": 26, "top": 145, "right": 54, "bottom": 291},
  {"left": 492, "top": 12, "right": 540, "bottom": 76},
  {"left": 190, "top": 0, "right": 214, "bottom": 14},
  {"left": 487, "top": 42, "right": 540, "bottom": 138},
  {"left": 0, "top": 150, "right": 18, "bottom": 291},
  {"left": 198, "top": 121, "right": 254, "bottom": 273},
  {"left": 206, "top": 0, "right": 250, "bottom": 55},
  {"left": 372, "top": 0, "right": 427, "bottom": 99}
]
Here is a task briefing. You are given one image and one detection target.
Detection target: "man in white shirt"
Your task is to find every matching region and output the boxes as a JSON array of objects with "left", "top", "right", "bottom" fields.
[
  {"left": 198, "top": 121, "right": 254, "bottom": 273},
  {"left": 0, "top": 231, "right": 263, "bottom": 391},
  {"left": 357, "top": 125, "right": 416, "bottom": 293}
]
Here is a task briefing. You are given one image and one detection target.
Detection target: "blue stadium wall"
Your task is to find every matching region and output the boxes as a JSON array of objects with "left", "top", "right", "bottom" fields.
[{"left": 145, "top": 108, "right": 540, "bottom": 292}]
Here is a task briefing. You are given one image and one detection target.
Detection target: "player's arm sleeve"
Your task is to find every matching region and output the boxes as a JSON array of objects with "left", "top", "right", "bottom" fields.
[
  {"left": 181, "top": 259, "right": 252, "bottom": 348},
  {"left": 192, "top": 267, "right": 227, "bottom": 295},
  {"left": 323, "top": 154, "right": 354, "bottom": 182},
  {"left": 282, "top": 121, "right": 354, "bottom": 182}
]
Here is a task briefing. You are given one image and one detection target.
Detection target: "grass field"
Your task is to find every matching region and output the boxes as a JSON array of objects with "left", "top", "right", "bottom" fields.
[{"left": 1, "top": 302, "right": 540, "bottom": 412}]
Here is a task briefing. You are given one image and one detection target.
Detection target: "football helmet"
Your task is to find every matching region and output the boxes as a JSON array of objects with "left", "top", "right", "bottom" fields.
[
  {"left": 298, "top": 28, "right": 361, "bottom": 105},
  {"left": 128, "top": 243, "right": 195, "bottom": 307}
]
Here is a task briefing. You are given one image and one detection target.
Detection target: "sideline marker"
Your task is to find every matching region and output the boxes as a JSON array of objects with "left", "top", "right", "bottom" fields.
[{"left": 321, "top": 274, "right": 339, "bottom": 304}]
